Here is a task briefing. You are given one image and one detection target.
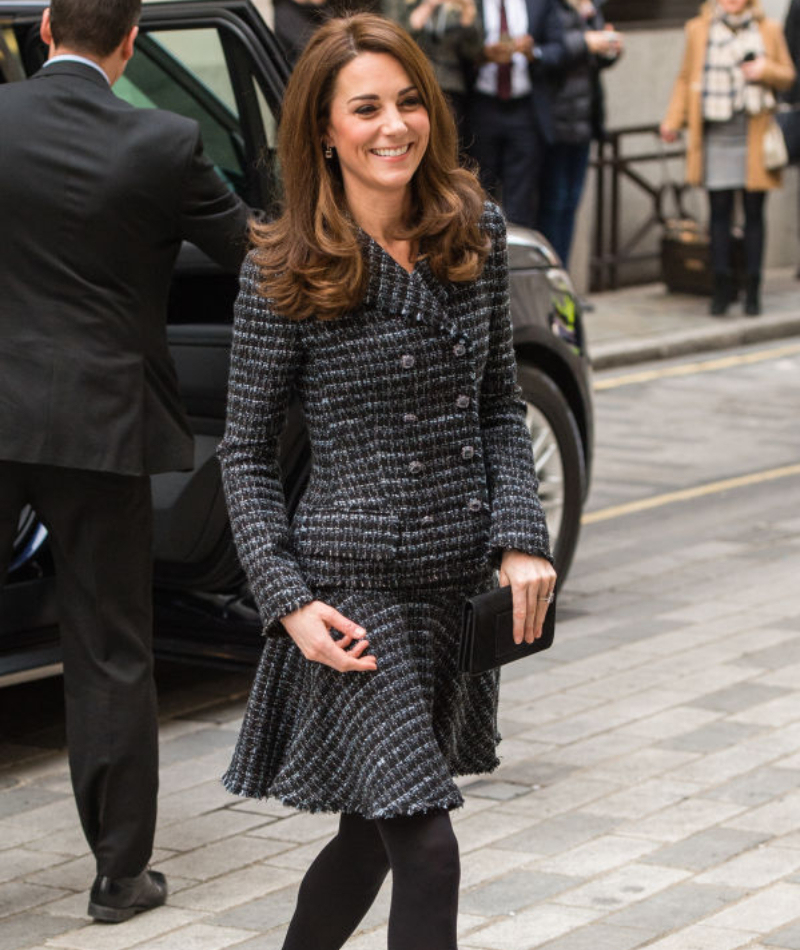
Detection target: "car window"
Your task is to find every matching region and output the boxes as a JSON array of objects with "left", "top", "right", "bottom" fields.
[
  {"left": 115, "top": 27, "right": 250, "bottom": 198},
  {"left": 0, "top": 26, "right": 26, "bottom": 83}
]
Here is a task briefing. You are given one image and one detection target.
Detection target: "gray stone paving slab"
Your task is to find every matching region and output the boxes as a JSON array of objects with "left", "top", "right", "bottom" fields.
[
  {"left": 704, "top": 767, "right": 800, "bottom": 807},
  {"left": 688, "top": 683, "right": 793, "bottom": 714},
  {"left": 460, "top": 869, "right": 582, "bottom": 916},
  {"left": 640, "top": 827, "right": 772, "bottom": 871},
  {"left": 765, "top": 921, "right": 800, "bottom": 949},
  {"left": 0, "top": 913, "right": 78, "bottom": 950},
  {"left": 0, "top": 880, "right": 68, "bottom": 918},
  {"left": 604, "top": 881, "right": 746, "bottom": 933},
  {"left": 158, "top": 728, "right": 239, "bottom": 766},
  {"left": 460, "top": 780, "right": 532, "bottom": 801},
  {"left": 737, "top": 638, "right": 800, "bottom": 670},
  {"left": 493, "top": 812, "right": 620, "bottom": 856},
  {"left": 0, "top": 786, "right": 68, "bottom": 820},
  {"left": 534, "top": 922, "right": 653, "bottom": 950},
  {"left": 209, "top": 885, "right": 297, "bottom": 931},
  {"left": 657, "top": 721, "right": 765, "bottom": 754}
]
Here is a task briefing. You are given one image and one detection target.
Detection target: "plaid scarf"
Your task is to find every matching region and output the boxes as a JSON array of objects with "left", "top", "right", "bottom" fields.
[{"left": 703, "top": 9, "right": 774, "bottom": 122}]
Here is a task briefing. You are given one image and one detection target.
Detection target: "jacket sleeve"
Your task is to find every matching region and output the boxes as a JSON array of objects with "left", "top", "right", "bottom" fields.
[
  {"left": 179, "top": 127, "right": 251, "bottom": 272},
  {"left": 480, "top": 205, "right": 552, "bottom": 565},
  {"left": 217, "top": 257, "right": 314, "bottom": 633},
  {"left": 532, "top": 0, "right": 568, "bottom": 72},
  {"left": 663, "top": 21, "right": 694, "bottom": 131}
]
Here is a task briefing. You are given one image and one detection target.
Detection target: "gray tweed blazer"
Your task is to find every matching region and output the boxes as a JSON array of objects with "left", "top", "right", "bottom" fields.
[{"left": 218, "top": 202, "right": 551, "bottom": 632}]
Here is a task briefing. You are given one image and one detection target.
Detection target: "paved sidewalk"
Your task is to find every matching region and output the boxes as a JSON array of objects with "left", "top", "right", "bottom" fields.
[{"left": 586, "top": 267, "right": 800, "bottom": 369}]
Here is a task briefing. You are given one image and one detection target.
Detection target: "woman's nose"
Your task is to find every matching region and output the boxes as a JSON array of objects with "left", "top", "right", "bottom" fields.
[{"left": 382, "top": 108, "right": 407, "bottom": 135}]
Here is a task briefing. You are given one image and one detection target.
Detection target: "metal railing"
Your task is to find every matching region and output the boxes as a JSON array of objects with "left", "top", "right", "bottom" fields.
[{"left": 590, "top": 123, "right": 687, "bottom": 292}]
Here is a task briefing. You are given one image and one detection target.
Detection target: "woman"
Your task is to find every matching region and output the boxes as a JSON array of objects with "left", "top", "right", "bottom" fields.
[
  {"left": 537, "top": 0, "right": 622, "bottom": 266},
  {"left": 218, "top": 14, "right": 555, "bottom": 949},
  {"left": 660, "top": 0, "right": 795, "bottom": 316},
  {"left": 382, "top": 0, "right": 483, "bottom": 144}
]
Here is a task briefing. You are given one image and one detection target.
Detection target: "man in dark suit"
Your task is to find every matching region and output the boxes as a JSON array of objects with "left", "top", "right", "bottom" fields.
[
  {"left": 0, "top": 0, "right": 248, "bottom": 921},
  {"left": 469, "top": 0, "right": 565, "bottom": 228}
]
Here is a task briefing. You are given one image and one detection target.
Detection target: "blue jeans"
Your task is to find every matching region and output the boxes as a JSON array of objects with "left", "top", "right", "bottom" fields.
[{"left": 537, "top": 142, "right": 591, "bottom": 267}]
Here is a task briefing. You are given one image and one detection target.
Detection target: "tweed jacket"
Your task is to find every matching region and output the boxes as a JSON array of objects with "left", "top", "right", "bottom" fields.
[
  {"left": 218, "top": 203, "right": 550, "bottom": 633},
  {"left": 663, "top": 12, "right": 795, "bottom": 191}
]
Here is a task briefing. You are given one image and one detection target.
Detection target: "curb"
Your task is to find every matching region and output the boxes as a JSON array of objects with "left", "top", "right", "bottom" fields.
[{"left": 589, "top": 313, "right": 800, "bottom": 370}]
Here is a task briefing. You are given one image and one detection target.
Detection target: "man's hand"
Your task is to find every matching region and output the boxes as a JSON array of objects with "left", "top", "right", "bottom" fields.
[
  {"left": 741, "top": 56, "right": 767, "bottom": 82},
  {"left": 281, "top": 600, "right": 377, "bottom": 673},
  {"left": 484, "top": 40, "right": 514, "bottom": 64}
]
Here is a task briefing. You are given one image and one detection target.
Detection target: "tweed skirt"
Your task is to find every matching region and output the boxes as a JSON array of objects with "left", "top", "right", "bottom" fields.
[{"left": 223, "top": 574, "right": 501, "bottom": 817}]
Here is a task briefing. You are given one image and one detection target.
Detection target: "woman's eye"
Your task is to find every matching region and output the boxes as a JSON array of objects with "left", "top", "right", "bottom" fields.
[
  {"left": 401, "top": 96, "right": 422, "bottom": 108},
  {"left": 355, "top": 105, "right": 377, "bottom": 116}
]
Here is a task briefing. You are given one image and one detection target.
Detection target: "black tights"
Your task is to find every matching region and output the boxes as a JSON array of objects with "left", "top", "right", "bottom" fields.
[
  {"left": 282, "top": 810, "right": 460, "bottom": 950},
  {"left": 708, "top": 188, "right": 766, "bottom": 276}
]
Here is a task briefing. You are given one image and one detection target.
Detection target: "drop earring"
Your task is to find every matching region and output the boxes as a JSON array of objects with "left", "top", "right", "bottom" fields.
[{"left": 324, "top": 144, "right": 333, "bottom": 159}]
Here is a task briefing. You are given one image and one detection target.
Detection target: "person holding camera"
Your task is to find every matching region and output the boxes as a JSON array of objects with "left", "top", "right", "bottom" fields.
[
  {"left": 536, "top": 0, "right": 622, "bottom": 267},
  {"left": 660, "top": 0, "right": 794, "bottom": 317}
]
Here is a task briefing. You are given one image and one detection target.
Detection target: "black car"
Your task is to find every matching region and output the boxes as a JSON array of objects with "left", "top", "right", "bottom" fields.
[{"left": 0, "top": 0, "right": 593, "bottom": 681}]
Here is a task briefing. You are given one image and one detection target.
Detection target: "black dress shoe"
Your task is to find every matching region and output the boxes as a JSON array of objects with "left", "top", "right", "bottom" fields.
[{"left": 88, "top": 869, "right": 168, "bottom": 923}]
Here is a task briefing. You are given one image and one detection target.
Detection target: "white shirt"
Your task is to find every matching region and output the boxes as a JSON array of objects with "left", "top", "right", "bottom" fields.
[
  {"left": 475, "top": 0, "right": 533, "bottom": 99},
  {"left": 44, "top": 54, "right": 110, "bottom": 85}
]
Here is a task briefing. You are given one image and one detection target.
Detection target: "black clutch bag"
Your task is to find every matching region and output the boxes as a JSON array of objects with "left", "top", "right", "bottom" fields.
[{"left": 459, "top": 585, "right": 556, "bottom": 676}]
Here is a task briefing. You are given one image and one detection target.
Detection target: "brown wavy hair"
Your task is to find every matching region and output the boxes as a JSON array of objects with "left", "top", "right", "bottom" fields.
[{"left": 250, "top": 14, "right": 489, "bottom": 321}]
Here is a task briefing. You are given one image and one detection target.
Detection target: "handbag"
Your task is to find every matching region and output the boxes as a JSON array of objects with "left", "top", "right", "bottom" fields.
[
  {"left": 763, "top": 116, "right": 789, "bottom": 171},
  {"left": 459, "top": 585, "right": 556, "bottom": 676}
]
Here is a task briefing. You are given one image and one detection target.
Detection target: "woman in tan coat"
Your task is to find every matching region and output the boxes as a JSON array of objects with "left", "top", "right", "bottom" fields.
[{"left": 660, "top": 0, "right": 795, "bottom": 315}]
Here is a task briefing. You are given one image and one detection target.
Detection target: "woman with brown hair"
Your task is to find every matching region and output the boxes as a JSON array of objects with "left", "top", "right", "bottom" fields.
[
  {"left": 218, "top": 13, "right": 555, "bottom": 949},
  {"left": 660, "top": 0, "right": 795, "bottom": 316}
]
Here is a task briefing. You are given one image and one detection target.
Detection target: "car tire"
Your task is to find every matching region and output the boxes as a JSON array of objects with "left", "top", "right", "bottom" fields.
[{"left": 516, "top": 364, "right": 586, "bottom": 583}]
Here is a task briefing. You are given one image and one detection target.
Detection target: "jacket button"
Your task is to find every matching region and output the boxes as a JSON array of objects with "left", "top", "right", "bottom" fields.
[
  {"left": 461, "top": 445, "right": 475, "bottom": 460},
  {"left": 421, "top": 515, "right": 435, "bottom": 525},
  {"left": 401, "top": 354, "right": 415, "bottom": 369},
  {"left": 453, "top": 343, "right": 467, "bottom": 357},
  {"left": 409, "top": 460, "right": 425, "bottom": 475},
  {"left": 403, "top": 413, "right": 418, "bottom": 424},
  {"left": 467, "top": 498, "right": 482, "bottom": 512},
  {"left": 456, "top": 394, "right": 471, "bottom": 409}
]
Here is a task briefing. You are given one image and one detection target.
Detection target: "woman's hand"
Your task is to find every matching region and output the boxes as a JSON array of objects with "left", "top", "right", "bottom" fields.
[
  {"left": 281, "top": 600, "right": 378, "bottom": 673},
  {"left": 499, "top": 550, "right": 557, "bottom": 645},
  {"left": 659, "top": 121, "right": 680, "bottom": 144},
  {"left": 741, "top": 56, "right": 766, "bottom": 83}
]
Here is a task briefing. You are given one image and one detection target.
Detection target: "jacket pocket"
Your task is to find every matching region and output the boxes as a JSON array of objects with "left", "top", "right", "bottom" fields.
[{"left": 290, "top": 507, "right": 401, "bottom": 561}]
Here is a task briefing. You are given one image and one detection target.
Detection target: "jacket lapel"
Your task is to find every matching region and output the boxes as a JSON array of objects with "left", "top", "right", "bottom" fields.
[{"left": 360, "top": 235, "right": 459, "bottom": 339}]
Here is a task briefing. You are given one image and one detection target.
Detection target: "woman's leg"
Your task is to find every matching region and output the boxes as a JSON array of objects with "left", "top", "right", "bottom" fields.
[
  {"left": 708, "top": 188, "right": 736, "bottom": 314},
  {"left": 742, "top": 189, "right": 767, "bottom": 315},
  {"left": 282, "top": 813, "right": 390, "bottom": 950},
  {"left": 375, "top": 810, "right": 461, "bottom": 950}
]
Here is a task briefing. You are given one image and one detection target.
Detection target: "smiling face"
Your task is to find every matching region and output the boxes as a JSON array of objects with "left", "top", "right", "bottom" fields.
[
  {"left": 324, "top": 52, "right": 430, "bottom": 210},
  {"left": 717, "top": 0, "right": 751, "bottom": 15}
]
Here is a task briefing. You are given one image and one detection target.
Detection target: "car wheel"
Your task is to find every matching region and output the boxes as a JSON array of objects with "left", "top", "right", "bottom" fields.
[
  {"left": 10, "top": 505, "right": 48, "bottom": 574},
  {"left": 517, "top": 365, "right": 586, "bottom": 583}
]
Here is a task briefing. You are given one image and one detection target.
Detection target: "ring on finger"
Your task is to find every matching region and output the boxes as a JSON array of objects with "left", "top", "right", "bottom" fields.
[{"left": 538, "top": 592, "right": 554, "bottom": 604}]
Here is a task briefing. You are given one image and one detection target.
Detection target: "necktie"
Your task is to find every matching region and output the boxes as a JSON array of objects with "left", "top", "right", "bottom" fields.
[{"left": 497, "top": 0, "right": 512, "bottom": 100}]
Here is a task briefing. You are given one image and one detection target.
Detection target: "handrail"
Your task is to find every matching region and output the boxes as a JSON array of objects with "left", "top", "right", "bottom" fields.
[{"left": 590, "top": 123, "right": 687, "bottom": 292}]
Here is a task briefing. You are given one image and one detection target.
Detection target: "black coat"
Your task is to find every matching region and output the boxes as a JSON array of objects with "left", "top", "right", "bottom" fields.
[
  {"left": 0, "top": 62, "right": 249, "bottom": 476},
  {"left": 543, "top": 0, "right": 615, "bottom": 144},
  {"left": 784, "top": 0, "right": 800, "bottom": 104}
]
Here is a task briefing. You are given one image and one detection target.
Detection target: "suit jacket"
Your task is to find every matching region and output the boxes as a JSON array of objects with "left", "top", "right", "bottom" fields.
[
  {"left": 218, "top": 203, "right": 551, "bottom": 633},
  {"left": 477, "top": 0, "right": 566, "bottom": 142},
  {"left": 663, "top": 12, "right": 795, "bottom": 191},
  {"left": 0, "top": 61, "right": 249, "bottom": 476}
]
